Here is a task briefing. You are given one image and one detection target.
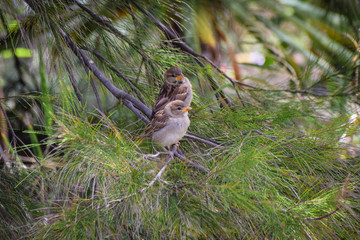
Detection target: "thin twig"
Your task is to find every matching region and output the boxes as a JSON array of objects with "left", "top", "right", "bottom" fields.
[
  {"left": 123, "top": 99, "right": 149, "bottom": 124},
  {"left": 290, "top": 174, "right": 351, "bottom": 221},
  {"left": 75, "top": 0, "right": 149, "bottom": 59},
  {"left": 0, "top": 104, "right": 41, "bottom": 165},
  {"left": 0, "top": 104, "right": 16, "bottom": 156},
  {"left": 173, "top": 151, "right": 209, "bottom": 173},
  {"left": 184, "top": 134, "right": 223, "bottom": 149},
  {"left": 305, "top": 207, "right": 341, "bottom": 220},
  {"left": 108, "top": 146, "right": 176, "bottom": 205},
  {"left": 142, "top": 151, "right": 169, "bottom": 160},
  {"left": 90, "top": 76, "right": 104, "bottom": 114},
  {"left": 246, "top": 129, "right": 312, "bottom": 155},
  {"left": 58, "top": 25, "right": 222, "bottom": 151},
  {"left": 244, "top": 129, "right": 277, "bottom": 140},
  {"left": 0, "top": 92, "right": 42, "bottom": 100},
  {"left": 132, "top": 2, "right": 232, "bottom": 106},
  {"left": 195, "top": 58, "right": 232, "bottom": 106},
  {"left": 0, "top": 143, "right": 11, "bottom": 172},
  {"left": 64, "top": 62, "right": 83, "bottom": 104},
  {"left": 80, "top": 46, "right": 146, "bottom": 104},
  {"left": 57, "top": 26, "right": 152, "bottom": 118},
  {"left": 187, "top": 131, "right": 223, "bottom": 145},
  {"left": 246, "top": 88, "right": 353, "bottom": 97},
  {"left": 135, "top": 57, "right": 144, "bottom": 84}
]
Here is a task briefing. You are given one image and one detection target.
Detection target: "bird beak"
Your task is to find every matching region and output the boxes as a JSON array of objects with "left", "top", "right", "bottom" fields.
[
  {"left": 182, "top": 107, "right": 192, "bottom": 112},
  {"left": 176, "top": 75, "right": 183, "bottom": 80}
]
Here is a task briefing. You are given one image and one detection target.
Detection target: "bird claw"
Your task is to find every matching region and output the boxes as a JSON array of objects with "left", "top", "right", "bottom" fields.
[
  {"left": 167, "top": 143, "right": 180, "bottom": 159},
  {"left": 168, "top": 151, "right": 174, "bottom": 159},
  {"left": 174, "top": 142, "right": 180, "bottom": 150}
]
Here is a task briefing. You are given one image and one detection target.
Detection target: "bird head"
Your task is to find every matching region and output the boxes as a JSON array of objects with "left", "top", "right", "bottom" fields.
[
  {"left": 165, "top": 100, "right": 192, "bottom": 117},
  {"left": 164, "top": 66, "right": 184, "bottom": 86}
]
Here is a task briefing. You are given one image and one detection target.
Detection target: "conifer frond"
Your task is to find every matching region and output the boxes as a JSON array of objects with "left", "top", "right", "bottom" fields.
[{"left": 0, "top": 0, "right": 359, "bottom": 239}]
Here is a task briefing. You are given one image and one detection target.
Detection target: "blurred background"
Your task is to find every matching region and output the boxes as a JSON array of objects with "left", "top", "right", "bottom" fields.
[{"left": 0, "top": 0, "right": 359, "bottom": 239}]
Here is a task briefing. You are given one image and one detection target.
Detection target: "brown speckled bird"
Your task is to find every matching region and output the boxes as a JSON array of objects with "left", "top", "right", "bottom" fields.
[
  {"left": 144, "top": 100, "right": 191, "bottom": 148},
  {"left": 151, "top": 66, "right": 192, "bottom": 119}
]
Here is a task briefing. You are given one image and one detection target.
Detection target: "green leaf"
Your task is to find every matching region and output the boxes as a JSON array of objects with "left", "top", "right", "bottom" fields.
[{"left": 0, "top": 48, "right": 32, "bottom": 58}]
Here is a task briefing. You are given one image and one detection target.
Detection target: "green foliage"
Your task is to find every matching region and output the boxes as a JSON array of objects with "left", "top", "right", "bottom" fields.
[
  {"left": 0, "top": 169, "right": 43, "bottom": 239},
  {"left": 0, "top": 0, "right": 359, "bottom": 239},
  {"left": 29, "top": 100, "right": 358, "bottom": 239},
  {"left": 39, "top": 45, "right": 54, "bottom": 136}
]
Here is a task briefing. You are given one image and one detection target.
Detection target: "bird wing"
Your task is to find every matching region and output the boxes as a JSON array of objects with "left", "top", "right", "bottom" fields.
[
  {"left": 172, "top": 85, "right": 189, "bottom": 102},
  {"left": 151, "top": 83, "right": 177, "bottom": 119},
  {"left": 145, "top": 111, "right": 169, "bottom": 136},
  {"left": 152, "top": 97, "right": 169, "bottom": 115}
]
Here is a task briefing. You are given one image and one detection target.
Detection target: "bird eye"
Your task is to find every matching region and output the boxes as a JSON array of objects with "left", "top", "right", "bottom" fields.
[
  {"left": 177, "top": 107, "right": 182, "bottom": 110},
  {"left": 172, "top": 73, "right": 176, "bottom": 77}
]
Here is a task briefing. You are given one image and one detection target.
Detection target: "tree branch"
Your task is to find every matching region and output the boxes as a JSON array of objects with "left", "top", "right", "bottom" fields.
[
  {"left": 131, "top": 2, "right": 233, "bottom": 106},
  {"left": 123, "top": 99, "right": 149, "bottom": 124},
  {"left": 246, "top": 129, "right": 312, "bottom": 155},
  {"left": 75, "top": 0, "right": 149, "bottom": 59},
  {"left": 173, "top": 151, "right": 209, "bottom": 173},
  {"left": 57, "top": 24, "right": 224, "bottom": 151},
  {"left": 57, "top": 26, "right": 152, "bottom": 118},
  {"left": 246, "top": 87, "right": 353, "bottom": 97},
  {"left": 80, "top": 46, "right": 146, "bottom": 104},
  {"left": 90, "top": 76, "right": 104, "bottom": 114},
  {"left": 64, "top": 62, "right": 83, "bottom": 104},
  {"left": 184, "top": 134, "right": 224, "bottom": 149}
]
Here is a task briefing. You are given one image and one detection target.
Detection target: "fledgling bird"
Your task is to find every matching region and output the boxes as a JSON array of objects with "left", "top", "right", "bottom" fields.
[
  {"left": 144, "top": 100, "right": 192, "bottom": 148},
  {"left": 151, "top": 66, "right": 192, "bottom": 119}
]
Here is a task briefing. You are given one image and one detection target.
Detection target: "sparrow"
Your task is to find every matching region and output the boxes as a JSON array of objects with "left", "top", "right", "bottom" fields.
[
  {"left": 144, "top": 100, "right": 192, "bottom": 148},
  {"left": 151, "top": 66, "right": 193, "bottom": 119}
]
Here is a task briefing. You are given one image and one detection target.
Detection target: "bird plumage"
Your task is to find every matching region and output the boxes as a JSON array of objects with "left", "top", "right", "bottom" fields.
[
  {"left": 151, "top": 66, "right": 193, "bottom": 119},
  {"left": 144, "top": 100, "right": 191, "bottom": 147}
]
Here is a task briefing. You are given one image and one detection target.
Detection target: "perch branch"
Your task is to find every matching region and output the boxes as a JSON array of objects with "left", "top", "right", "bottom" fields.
[
  {"left": 123, "top": 99, "right": 149, "bottom": 124},
  {"left": 57, "top": 26, "right": 152, "bottom": 118},
  {"left": 59, "top": 24, "right": 224, "bottom": 150},
  {"left": 80, "top": 46, "right": 146, "bottom": 104},
  {"left": 246, "top": 87, "right": 353, "bottom": 97}
]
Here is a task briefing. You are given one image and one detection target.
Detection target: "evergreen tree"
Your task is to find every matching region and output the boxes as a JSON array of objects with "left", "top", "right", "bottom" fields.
[{"left": 0, "top": 0, "right": 359, "bottom": 239}]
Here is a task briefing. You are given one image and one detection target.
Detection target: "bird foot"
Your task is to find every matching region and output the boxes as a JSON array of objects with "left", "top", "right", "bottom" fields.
[
  {"left": 163, "top": 146, "right": 176, "bottom": 159},
  {"left": 168, "top": 151, "right": 174, "bottom": 159},
  {"left": 167, "top": 144, "right": 179, "bottom": 159},
  {"left": 175, "top": 142, "right": 180, "bottom": 150}
]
